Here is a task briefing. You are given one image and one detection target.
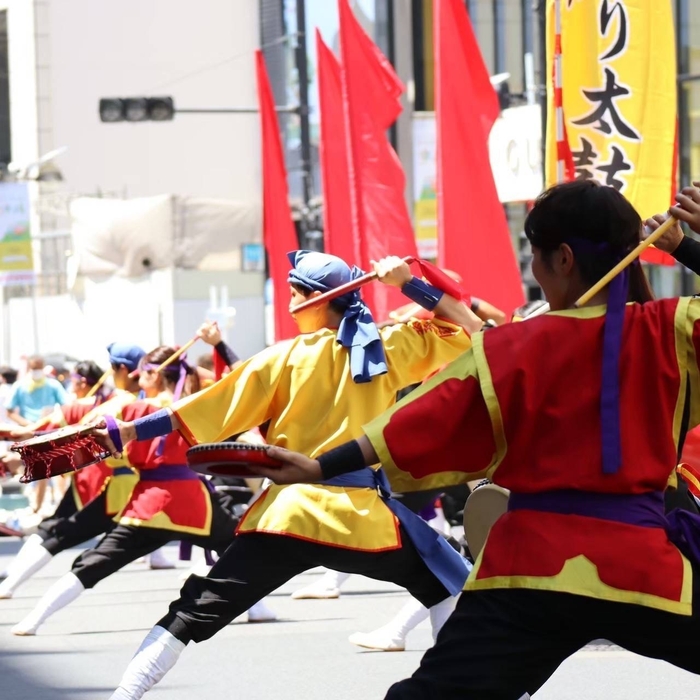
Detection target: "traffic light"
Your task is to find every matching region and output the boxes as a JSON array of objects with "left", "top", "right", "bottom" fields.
[{"left": 99, "top": 97, "right": 175, "bottom": 123}]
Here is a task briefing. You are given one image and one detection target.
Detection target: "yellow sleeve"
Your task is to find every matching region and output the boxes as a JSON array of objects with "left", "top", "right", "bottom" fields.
[
  {"left": 380, "top": 318, "right": 472, "bottom": 392},
  {"left": 364, "top": 350, "right": 495, "bottom": 492},
  {"left": 172, "top": 345, "right": 285, "bottom": 445}
]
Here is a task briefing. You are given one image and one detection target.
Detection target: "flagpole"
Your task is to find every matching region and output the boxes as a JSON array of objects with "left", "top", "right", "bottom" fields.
[{"left": 554, "top": 0, "right": 565, "bottom": 183}]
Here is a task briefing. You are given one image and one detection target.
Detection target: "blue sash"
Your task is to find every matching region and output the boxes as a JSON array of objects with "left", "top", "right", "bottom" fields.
[
  {"left": 323, "top": 468, "right": 470, "bottom": 596},
  {"left": 112, "top": 466, "right": 135, "bottom": 477}
]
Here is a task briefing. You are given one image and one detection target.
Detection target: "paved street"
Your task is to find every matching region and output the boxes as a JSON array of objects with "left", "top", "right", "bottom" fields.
[{"left": 0, "top": 538, "right": 699, "bottom": 700}]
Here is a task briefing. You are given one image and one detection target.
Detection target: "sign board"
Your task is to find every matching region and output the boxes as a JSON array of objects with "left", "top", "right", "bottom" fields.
[
  {"left": 241, "top": 243, "right": 265, "bottom": 272},
  {"left": 412, "top": 106, "right": 543, "bottom": 258},
  {"left": 0, "top": 182, "right": 35, "bottom": 286}
]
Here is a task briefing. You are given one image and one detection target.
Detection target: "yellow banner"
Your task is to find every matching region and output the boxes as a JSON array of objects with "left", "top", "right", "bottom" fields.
[
  {"left": 0, "top": 183, "right": 34, "bottom": 286},
  {"left": 546, "top": 0, "right": 677, "bottom": 220}
]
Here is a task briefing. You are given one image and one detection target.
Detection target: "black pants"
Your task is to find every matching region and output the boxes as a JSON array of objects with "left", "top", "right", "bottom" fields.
[
  {"left": 39, "top": 490, "right": 117, "bottom": 555},
  {"left": 385, "top": 570, "right": 700, "bottom": 700},
  {"left": 71, "top": 491, "right": 239, "bottom": 589},
  {"left": 160, "top": 527, "right": 451, "bottom": 644}
]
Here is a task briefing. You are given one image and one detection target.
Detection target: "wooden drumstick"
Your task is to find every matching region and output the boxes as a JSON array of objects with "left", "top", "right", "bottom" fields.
[
  {"left": 85, "top": 369, "right": 113, "bottom": 398},
  {"left": 521, "top": 216, "right": 678, "bottom": 319},
  {"left": 291, "top": 256, "right": 415, "bottom": 314},
  {"left": 127, "top": 336, "right": 199, "bottom": 378}
]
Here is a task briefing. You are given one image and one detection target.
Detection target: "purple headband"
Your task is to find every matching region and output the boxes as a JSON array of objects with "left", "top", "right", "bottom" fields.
[
  {"left": 142, "top": 358, "right": 191, "bottom": 456},
  {"left": 566, "top": 237, "right": 632, "bottom": 475}
]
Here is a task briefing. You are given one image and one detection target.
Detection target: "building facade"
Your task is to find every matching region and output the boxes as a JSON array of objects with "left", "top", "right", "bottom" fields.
[{"left": 270, "top": 0, "right": 700, "bottom": 299}]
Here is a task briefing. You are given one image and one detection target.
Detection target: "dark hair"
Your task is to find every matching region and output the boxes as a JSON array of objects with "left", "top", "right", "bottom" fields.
[
  {"left": 142, "top": 346, "right": 200, "bottom": 398},
  {"left": 0, "top": 366, "right": 17, "bottom": 384},
  {"left": 524, "top": 181, "right": 653, "bottom": 303},
  {"left": 291, "top": 282, "right": 346, "bottom": 315},
  {"left": 74, "top": 360, "right": 104, "bottom": 386}
]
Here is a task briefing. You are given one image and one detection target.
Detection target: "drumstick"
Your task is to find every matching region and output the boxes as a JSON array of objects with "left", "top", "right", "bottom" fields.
[
  {"left": 522, "top": 216, "right": 678, "bottom": 319},
  {"left": 154, "top": 336, "right": 199, "bottom": 371},
  {"left": 85, "top": 369, "right": 113, "bottom": 398},
  {"left": 127, "top": 336, "right": 200, "bottom": 379},
  {"left": 291, "top": 256, "right": 415, "bottom": 314}
]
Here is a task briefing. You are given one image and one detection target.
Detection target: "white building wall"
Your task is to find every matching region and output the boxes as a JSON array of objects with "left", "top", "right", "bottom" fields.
[
  {"left": 44, "top": 0, "right": 261, "bottom": 201},
  {"left": 0, "top": 0, "right": 267, "bottom": 366}
]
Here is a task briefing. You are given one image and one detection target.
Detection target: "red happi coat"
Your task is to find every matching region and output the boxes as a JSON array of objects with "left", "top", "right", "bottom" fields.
[
  {"left": 118, "top": 398, "right": 213, "bottom": 536},
  {"left": 367, "top": 298, "right": 700, "bottom": 615}
]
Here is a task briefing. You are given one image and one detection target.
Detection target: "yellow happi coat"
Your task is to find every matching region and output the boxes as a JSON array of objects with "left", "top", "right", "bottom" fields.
[{"left": 173, "top": 320, "right": 471, "bottom": 550}]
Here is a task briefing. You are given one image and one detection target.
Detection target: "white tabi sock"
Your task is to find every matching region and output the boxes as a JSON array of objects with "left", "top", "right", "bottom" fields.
[
  {"left": 428, "top": 595, "right": 458, "bottom": 643},
  {"left": 349, "top": 596, "right": 429, "bottom": 651},
  {"left": 0, "top": 540, "right": 52, "bottom": 599},
  {"left": 291, "top": 569, "right": 351, "bottom": 599},
  {"left": 109, "top": 625, "right": 186, "bottom": 700},
  {"left": 11, "top": 571, "right": 85, "bottom": 635}
]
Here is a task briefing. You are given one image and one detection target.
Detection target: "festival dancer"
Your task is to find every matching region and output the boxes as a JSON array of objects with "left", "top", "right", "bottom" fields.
[
  {"left": 262, "top": 181, "right": 700, "bottom": 699},
  {"left": 98, "top": 252, "right": 479, "bottom": 699},
  {"left": 0, "top": 345, "right": 146, "bottom": 599},
  {"left": 11, "top": 344, "right": 273, "bottom": 636}
]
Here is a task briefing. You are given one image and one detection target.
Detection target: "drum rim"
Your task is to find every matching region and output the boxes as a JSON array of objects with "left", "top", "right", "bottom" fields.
[
  {"left": 187, "top": 441, "right": 270, "bottom": 454},
  {"left": 13, "top": 424, "right": 97, "bottom": 450}
]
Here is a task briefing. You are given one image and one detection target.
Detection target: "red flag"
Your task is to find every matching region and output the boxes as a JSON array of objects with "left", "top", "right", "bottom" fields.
[
  {"left": 435, "top": 0, "right": 524, "bottom": 314},
  {"left": 255, "top": 50, "right": 298, "bottom": 342},
  {"left": 316, "top": 31, "right": 359, "bottom": 267},
  {"left": 338, "top": 0, "right": 418, "bottom": 322}
]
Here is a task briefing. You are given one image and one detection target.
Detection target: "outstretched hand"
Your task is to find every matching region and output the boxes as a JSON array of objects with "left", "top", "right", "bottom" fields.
[
  {"left": 372, "top": 256, "right": 413, "bottom": 288},
  {"left": 256, "top": 446, "right": 324, "bottom": 485},
  {"left": 643, "top": 213, "right": 683, "bottom": 254},
  {"left": 197, "top": 321, "right": 223, "bottom": 347},
  {"left": 669, "top": 183, "right": 700, "bottom": 236}
]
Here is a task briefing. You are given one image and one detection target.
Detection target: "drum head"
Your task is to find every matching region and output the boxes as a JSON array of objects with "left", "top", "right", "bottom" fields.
[
  {"left": 187, "top": 442, "right": 282, "bottom": 479},
  {"left": 463, "top": 483, "right": 510, "bottom": 559}
]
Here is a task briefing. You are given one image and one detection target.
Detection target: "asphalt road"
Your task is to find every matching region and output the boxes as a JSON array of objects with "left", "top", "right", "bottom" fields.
[{"left": 0, "top": 539, "right": 699, "bottom": 700}]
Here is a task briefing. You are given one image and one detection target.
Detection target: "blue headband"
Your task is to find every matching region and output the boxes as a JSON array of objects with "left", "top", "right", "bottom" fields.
[{"left": 287, "top": 250, "right": 387, "bottom": 383}]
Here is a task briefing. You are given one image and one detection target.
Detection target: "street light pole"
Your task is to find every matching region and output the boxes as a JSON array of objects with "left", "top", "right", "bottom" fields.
[{"left": 295, "top": 0, "right": 313, "bottom": 211}]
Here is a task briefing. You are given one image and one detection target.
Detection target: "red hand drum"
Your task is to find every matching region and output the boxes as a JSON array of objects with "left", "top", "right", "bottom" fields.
[
  {"left": 11, "top": 425, "right": 110, "bottom": 484},
  {"left": 186, "top": 442, "right": 283, "bottom": 478}
]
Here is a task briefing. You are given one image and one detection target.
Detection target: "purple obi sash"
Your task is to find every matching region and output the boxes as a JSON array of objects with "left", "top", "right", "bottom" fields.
[
  {"left": 138, "top": 465, "right": 199, "bottom": 481},
  {"left": 508, "top": 490, "right": 700, "bottom": 566}
]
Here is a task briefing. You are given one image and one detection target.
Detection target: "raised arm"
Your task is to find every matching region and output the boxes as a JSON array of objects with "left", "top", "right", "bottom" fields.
[{"left": 373, "top": 256, "right": 483, "bottom": 334}]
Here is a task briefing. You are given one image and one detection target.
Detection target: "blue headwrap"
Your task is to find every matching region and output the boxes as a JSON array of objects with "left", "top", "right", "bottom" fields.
[{"left": 287, "top": 250, "right": 387, "bottom": 383}]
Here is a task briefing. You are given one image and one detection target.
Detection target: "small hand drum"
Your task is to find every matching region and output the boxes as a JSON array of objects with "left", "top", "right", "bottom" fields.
[
  {"left": 463, "top": 482, "right": 510, "bottom": 560},
  {"left": 186, "top": 442, "right": 283, "bottom": 478},
  {"left": 11, "top": 425, "right": 110, "bottom": 484}
]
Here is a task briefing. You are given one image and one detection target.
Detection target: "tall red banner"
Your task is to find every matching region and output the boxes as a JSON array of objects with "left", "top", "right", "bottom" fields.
[
  {"left": 338, "top": 0, "right": 417, "bottom": 322},
  {"left": 316, "top": 30, "right": 358, "bottom": 266},
  {"left": 255, "top": 50, "right": 299, "bottom": 342},
  {"left": 435, "top": 0, "right": 524, "bottom": 314}
]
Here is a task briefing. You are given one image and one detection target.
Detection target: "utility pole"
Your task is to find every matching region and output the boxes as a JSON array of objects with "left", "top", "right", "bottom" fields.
[{"left": 295, "top": 0, "right": 313, "bottom": 211}]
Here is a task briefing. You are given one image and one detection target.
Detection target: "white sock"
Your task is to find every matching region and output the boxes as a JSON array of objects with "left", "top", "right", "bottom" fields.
[
  {"left": 246, "top": 598, "right": 277, "bottom": 622},
  {"left": 320, "top": 570, "right": 350, "bottom": 589},
  {"left": 429, "top": 595, "right": 458, "bottom": 643},
  {"left": 12, "top": 572, "right": 85, "bottom": 635},
  {"left": 350, "top": 597, "right": 429, "bottom": 650},
  {"left": 0, "top": 543, "right": 52, "bottom": 598},
  {"left": 387, "top": 597, "right": 430, "bottom": 639},
  {"left": 148, "top": 548, "right": 175, "bottom": 569},
  {"left": 109, "top": 625, "right": 186, "bottom": 699}
]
